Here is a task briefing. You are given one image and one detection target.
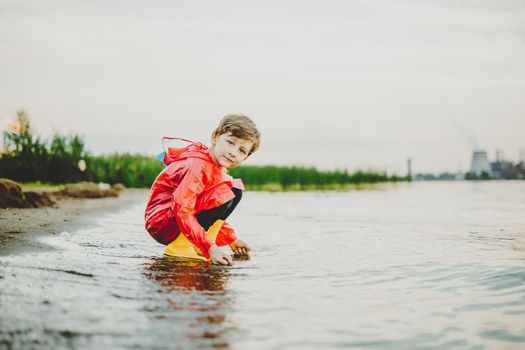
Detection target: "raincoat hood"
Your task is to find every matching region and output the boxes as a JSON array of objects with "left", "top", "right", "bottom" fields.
[{"left": 160, "top": 138, "right": 214, "bottom": 166}]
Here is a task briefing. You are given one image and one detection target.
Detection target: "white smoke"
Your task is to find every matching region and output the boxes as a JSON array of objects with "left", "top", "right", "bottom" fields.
[{"left": 452, "top": 122, "right": 480, "bottom": 150}]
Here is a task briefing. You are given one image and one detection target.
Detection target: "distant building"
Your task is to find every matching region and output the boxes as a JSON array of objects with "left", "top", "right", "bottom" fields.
[
  {"left": 490, "top": 149, "right": 512, "bottom": 179},
  {"left": 469, "top": 150, "right": 491, "bottom": 177},
  {"left": 490, "top": 161, "right": 512, "bottom": 179},
  {"left": 508, "top": 162, "right": 525, "bottom": 180}
]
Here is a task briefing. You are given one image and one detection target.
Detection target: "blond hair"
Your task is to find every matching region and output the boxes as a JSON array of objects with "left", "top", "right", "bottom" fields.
[{"left": 213, "top": 114, "right": 261, "bottom": 156}]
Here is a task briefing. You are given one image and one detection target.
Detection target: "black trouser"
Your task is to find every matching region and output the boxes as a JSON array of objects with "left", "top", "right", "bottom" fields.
[{"left": 196, "top": 188, "right": 242, "bottom": 230}]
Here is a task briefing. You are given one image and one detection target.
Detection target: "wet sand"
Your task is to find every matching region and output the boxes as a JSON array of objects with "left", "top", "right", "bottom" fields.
[{"left": 0, "top": 189, "right": 149, "bottom": 256}]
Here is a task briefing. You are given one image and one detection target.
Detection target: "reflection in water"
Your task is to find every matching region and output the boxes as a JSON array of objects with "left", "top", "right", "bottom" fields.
[
  {"left": 232, "top": 253, "right": 251, "bottom": 262},
  {"left": 142, "top": 257, "right": 235, "bottom": 349},
  {"left": 144, "top": 257, "right": 230, "bottom": 293}
]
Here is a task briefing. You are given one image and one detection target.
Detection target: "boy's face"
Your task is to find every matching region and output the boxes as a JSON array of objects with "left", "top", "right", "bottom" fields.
[{"left": 209, "top": 132, "right": 253, "bottom": 168}]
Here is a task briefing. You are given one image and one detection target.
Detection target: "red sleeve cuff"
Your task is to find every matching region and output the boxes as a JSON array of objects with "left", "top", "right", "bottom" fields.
[{"left": 215, "top": 222, "right": 237, "bottom": 246}]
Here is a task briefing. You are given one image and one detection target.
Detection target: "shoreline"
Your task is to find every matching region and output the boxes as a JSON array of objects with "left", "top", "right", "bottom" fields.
[{"left": 0, "top": 189, "right": 149, "bottom": 256}]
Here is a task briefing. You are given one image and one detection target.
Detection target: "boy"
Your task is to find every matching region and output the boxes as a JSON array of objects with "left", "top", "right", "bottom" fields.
[{"left": 144, "top": 114, "right": 260, "bottom": 266}]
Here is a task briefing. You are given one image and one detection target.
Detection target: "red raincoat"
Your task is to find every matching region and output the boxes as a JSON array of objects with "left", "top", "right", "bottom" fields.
[{"left": 144, "top": 138, "right": 244, "bottom": 259}]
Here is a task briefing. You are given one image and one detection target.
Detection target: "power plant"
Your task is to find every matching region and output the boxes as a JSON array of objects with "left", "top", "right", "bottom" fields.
[
  {"left": 466, "top": 148, "right": 525, "bottom": 180},
  {"left": 414, "top": 147, "right": 525, "bottom": 181}
]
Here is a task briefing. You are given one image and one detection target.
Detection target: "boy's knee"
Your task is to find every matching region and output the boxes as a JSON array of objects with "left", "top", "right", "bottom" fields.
[{"left": 231, "top": 188, "right": 242, "bottom": 202}]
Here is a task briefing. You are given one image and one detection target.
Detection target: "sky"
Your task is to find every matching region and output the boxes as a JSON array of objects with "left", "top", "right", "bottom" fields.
[{"left": 1, "top": 0, "right": 524, "bottom": 174}]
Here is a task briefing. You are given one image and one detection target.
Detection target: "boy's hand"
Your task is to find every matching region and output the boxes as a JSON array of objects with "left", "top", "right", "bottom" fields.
[
  {"left": 229, "top": 239, "right": 251, "bottom": 255},
  {"left": 208, "top": 245, "right": 233, "bottom": 266}
]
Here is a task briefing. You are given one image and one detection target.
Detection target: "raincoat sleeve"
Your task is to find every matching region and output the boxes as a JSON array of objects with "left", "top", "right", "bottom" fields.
[
  {"left": 171, "top": 160, "right": 214, "bottom": 258},
  {"left": 214, "top": 221, "right": 237, "bottom": 247}
]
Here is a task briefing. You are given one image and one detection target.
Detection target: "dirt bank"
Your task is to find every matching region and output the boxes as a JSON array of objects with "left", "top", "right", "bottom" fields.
[
  {"left": 0, "top": 188, "right": 149, "bottom": 256},
  {"left": 0, "top": 178, "right": 55, "bottom": 208},
  {"left": 0, "top": 179, "right": 128, "bottom": 210}
]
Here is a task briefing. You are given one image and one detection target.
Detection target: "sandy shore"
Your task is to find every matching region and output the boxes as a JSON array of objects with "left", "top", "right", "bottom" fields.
[{"left": 0, "top": 189, "right": 149, "bottom": 256}]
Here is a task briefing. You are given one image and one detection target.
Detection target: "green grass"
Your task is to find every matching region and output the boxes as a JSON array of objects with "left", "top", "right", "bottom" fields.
[{"left": 1, "top": 110, "right": 410, "bottom": 191}]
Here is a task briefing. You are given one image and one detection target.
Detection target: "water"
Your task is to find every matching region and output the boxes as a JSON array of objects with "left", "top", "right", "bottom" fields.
[{"left": 1, "top": 181, "right": 524, "bottom": 349}]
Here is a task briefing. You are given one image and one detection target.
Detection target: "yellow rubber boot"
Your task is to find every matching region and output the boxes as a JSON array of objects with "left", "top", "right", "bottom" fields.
[{"left": 163, "top": 220, "right": 224, "bottom": 260}]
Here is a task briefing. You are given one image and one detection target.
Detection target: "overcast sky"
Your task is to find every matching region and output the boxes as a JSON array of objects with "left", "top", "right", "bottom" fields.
[{"left": 1, "top": 0, "right": 524, "bottom": 174}]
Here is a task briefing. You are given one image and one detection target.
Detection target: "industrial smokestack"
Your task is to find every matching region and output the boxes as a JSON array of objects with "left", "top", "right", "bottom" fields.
[{"left": 470, "top": 150, "right": 491, "bottom": 176}]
